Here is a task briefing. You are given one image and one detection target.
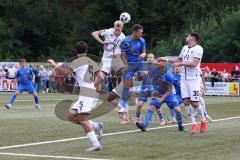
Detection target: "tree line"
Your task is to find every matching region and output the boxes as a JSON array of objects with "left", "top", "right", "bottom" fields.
[{"left": 0, "top": 0, "right": 239, "bottom": 62}]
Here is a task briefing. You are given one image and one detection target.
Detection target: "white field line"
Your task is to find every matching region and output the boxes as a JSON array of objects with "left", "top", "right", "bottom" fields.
[
  {"left": 0, "top": 99, "right": 66, "bottom": 103},
  {"left": 0, "top": 152, "right": 111, "bottom": 160},
  {"left": 0, "top": 116, "right": 239, "bottom": 150}
]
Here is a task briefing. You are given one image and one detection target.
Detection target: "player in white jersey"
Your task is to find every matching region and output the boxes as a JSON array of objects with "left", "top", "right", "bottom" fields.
[
  {"left": 198, "top": 70, "right": 213, "bottom": 122},
  {"left": 92, "top": 20, "right": 126, "bottom": 90},
  {"left": 173, "top": 32, "right": 207, "bottom": 134},
  {"left": 48, "top": 41, "right": 103, "bottom": 152},
  {"left": 160, "top": 33, "right": 207, "bottom": 134}
]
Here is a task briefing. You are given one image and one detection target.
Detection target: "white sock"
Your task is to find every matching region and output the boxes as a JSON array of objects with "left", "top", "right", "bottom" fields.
[
  {"left": 199, "top": 97, "right": 207, "bottom": 115},
  {"left": 87, "top": 131, "right": 100, "bottom": 146},
  {"left": 197, "top": 104, "right": 206, "bottom": 121},
  {"left": 184, "top": 104, "right": 191, "bottom": 115},
  {"left": 190, "top": 106, "right": 197, "bottom": 124},
  {"left": 89, "top": 120, "right": 99, "bottom": 129}
]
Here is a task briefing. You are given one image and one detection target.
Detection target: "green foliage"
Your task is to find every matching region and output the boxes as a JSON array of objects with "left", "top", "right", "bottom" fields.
[{"left": 0, "top": 0, "right": 239, "bottom": 62}]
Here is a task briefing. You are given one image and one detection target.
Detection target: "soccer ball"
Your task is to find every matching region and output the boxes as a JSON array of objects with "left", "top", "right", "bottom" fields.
[{"left": 119, "top": 12, "right": 131, "bottom": 24}]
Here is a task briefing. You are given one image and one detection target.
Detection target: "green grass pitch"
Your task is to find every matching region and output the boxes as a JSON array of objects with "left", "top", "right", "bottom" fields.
[{"left": 0, "top": 93, "right": 240, "bottom": 160}]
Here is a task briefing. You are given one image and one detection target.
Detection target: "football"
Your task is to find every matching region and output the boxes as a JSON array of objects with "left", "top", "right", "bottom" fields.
[{"left": 119, "top": 12, "right": 131, "bottom": 24}]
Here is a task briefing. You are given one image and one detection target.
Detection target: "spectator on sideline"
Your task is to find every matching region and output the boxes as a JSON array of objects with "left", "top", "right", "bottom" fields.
[
  {"left": 8, "top": 64, "right": 17, "bottom": 79},
  {"left": 204, "top": 66, "right": 211, "bottom": 82},
  {"left": 39, "top": 66, "right": 48, "bottom": 93},
  {"left": 231, "top": 66, "right": 239, "bottom": 78},
  {"left": 32, "top": 65, "right": 40, "bottom": 92},
  {"left": 211, "top": 68, "right": 218, "bottom": 87},
  {"left": 222, "top": 69, "right": 230, "bottom": 82},
  {"left": 0, "top": 68, "right": 7, "bottom": 79}
]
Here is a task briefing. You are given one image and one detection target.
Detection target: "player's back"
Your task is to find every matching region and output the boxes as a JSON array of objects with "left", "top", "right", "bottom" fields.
[
  {"left": 152, "top": 70, "right": 174, "bottom": 95},
  {"left": 68, "top": 56, "right": 98, "bottom": 89}
]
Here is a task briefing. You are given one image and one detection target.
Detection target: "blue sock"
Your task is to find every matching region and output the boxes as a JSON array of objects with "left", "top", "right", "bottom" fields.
[
  {"left": 9, "top": 95, "right": 17, "bottom": 105},
  {"left": 136, "top": 112, "right": 141, "bottom": 119},
  {"left": 122, "top": 87, "right": 129, "bottom": 102},
  {"left": 121, "top": 101, "right": 127, "bottom": 109},
  {"left": 170, "top": 108, "right": 176, "bottom": 119},
  {"left": 34, "top": 96, "right": 39, "bottom": 104},
  {"left": 176, "top": 111, "right": 183, "bottom": 127},
  {"left": 158, "top": 111, "right": 164, "bottom": 120},
  {"left": 143, "top": 109, "right": 154, "bottom": 128}
]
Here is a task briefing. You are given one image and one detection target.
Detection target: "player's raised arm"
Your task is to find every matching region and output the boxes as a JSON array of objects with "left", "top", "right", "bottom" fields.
[
  {"left": 91, "top": 30, "right": 108, "bottom": 45},
  {"left": 47, "top": 59, "right": 72, "bottom": 75},
  {"left": 174, "top": 57, "right": 200, "bottom": 67}
]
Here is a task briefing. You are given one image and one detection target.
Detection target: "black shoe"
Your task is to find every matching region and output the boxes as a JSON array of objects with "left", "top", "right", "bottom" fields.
[
  {"left": 178, "top": 126, "right": 187, "bottom": 132},
  {"left": 136, "top": 122, "right": 146, "bottom": 131}
]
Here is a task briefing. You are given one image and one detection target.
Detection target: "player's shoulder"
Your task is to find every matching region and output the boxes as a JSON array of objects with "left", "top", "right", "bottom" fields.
[
  {"left": 120, "top": 32, "right": 126, "bottom": 38},
  {"left": 139, "top": 37, "right": 146, "bottom": 43},
  {"left": 99, "top": 28, "right": 112, "bottom": 34},
  {"left": 182, "top": 45, "right": 188, "bottom": 50},
  {"left": 124, "top": 35, "right": 131, "bottom": 40},
  {"left": 166, "top": 71, "right": 174, "bottom": 79},
  {"left": 193, "top": 45, "right": 203, "bottom": 51}
]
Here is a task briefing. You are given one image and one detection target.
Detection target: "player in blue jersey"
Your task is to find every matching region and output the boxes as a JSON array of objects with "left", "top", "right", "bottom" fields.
[
  {"left": 134, "top": 53, "right": 166, "bottom": 126},
  {"left": 4, "top": 59, "right": 40, "bottom": 110},
  {"left": 120, "top": 24, "right": 151, "bottom": 124},
  {"left": 136, "top": 59, "right": 185, "bottom": 132}
]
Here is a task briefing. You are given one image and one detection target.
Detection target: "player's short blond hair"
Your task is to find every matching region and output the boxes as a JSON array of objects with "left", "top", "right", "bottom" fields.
[{"left": 114, "top": 20, "right": 124, "bottom": 28}]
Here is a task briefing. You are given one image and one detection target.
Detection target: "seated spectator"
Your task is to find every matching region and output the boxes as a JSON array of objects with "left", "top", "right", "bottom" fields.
[{"left": 211, "top": 68, "right": 219, "bottom": 87}]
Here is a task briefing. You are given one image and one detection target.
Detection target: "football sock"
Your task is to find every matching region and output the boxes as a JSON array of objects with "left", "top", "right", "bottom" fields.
[
  {"left": 9, "top": 95, "right": 17, "bottom": 105},
  {"left": 136, "top": 112, "right": 141, "bottom": 119},
  {"left": 87, "top": 131, "right": 100, "bottom": 146},
  {"left": 176, "top": 111, "right": 183, "bottom": 127},
  {"left": 199, "top": 97, "right": 207, "bottom": 116},
  {"left": 143, "top": 109, "right": 154, "bottom": 128},
  {"left": 197, "top": 103, "right": 206, "bottom": 121},
  {"left": 89, "top": 120, "right": 98, "bottom": 129},
  {"left": 34, "top": 95, "right": 39, "bottom": 104},
  {"left": 190, "top": 106, "right": 197, "bottom": 124}
]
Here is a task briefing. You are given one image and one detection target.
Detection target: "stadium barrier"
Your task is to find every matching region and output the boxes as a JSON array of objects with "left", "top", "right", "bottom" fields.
[{"left": 205, "top": 82, "right": 239, "bottom": 96}]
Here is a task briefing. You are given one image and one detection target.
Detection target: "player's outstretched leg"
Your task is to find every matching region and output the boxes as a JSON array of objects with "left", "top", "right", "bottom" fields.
[
  {"left": 174, "top": 107, "right": 186, "bottom": 132},
  {"left": 67, "top": 109, "right": 102, "bottom": 152},
  {"left": 156, "top": 108, "right": 166, "bottom": 126},
  {"left": 199, "top": 97, "right": 212, "bottom": 123},
  {"left": 136, "top": 106, "right": 154, "bottom": 131},
  {"left": 32, "top": 92, "right": 40, "bottom": 110},
  {"left": 89, "top": 120, "right": 103, "bottom": 140},
  {"left": 5, "top": 91, "right": 19, "bottom": 109}
]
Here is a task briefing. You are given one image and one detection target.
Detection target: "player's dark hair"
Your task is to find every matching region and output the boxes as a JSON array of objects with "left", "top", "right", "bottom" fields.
[
  {"left": 132, "top": 24, "right": 144, "bottom": 32},
  {"left": 75, "top": 41, "right": 88, "bottom": 54},
  {"left": 189, "top": 32, "right": 200, "bottom": 42},
  {"left": 19, "top": 59, "right": 26, "bottom": 63}
]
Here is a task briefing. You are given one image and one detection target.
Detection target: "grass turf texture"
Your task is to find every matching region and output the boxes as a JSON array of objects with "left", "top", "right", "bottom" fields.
[{"left": 0, "top": 93, "right": 240, "bottom": 160}]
